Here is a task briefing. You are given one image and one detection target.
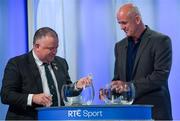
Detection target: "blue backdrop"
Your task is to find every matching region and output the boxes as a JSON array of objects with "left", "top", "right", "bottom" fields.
[
  {"left": 0, "top": 0, "right": 28, "bottom": 119},
  {"left": 0, "top": 0, "right": 180, "bottom": 120}
]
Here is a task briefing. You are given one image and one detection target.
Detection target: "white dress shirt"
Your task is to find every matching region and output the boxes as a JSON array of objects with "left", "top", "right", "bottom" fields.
[{"left": 27, "top": 51, "right": 60, "bottom": 106}]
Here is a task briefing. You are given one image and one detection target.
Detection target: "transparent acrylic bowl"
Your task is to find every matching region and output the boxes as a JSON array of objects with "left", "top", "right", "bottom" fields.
[
  {"left": 61, "top": 83, "right": 95, "bottom": 106},
  {"left": 100, "top": 82, "right": 135, "bottom": 105}
]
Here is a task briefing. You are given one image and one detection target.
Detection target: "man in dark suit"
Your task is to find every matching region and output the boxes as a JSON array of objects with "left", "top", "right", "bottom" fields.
[
  {"left": 1, "top": 27, "right": 91, "bottom": 120},
  {"left": 110, "top": 3, "right": 172, "bottom": 120}
]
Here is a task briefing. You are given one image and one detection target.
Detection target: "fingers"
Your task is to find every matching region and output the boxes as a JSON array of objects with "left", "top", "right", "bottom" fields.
[
  {"left": 111, "top": 81, "right": 128, "bottom": 93},
  {"left": 76, "top": 76, "right": 92, "bottom": 89},
  {"left": 41, "top": 94, "right": 52, "bottom": 106},
  {"left": 32, "top": 93, "right": 52, "bottom": 106},
  {"left": 99, "top": 88, "right": 105, "bottom": 100},
  {"left": 83, "top": 76, "right": 92, "bottom": 85}
]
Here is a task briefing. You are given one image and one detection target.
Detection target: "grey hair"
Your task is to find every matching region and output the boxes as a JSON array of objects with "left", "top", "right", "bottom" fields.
[
  {"left": 127, "top": 4, "right": 141, "bottom": 18},
  {"left": 33, "top": 27, "right": 58, "bottom": 44}
]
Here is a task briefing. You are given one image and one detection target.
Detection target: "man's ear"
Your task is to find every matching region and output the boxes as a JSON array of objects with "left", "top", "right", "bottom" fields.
[
  {"left": 135, "top": 15, "right": 141, "bottom": 24},
  {"left": 34, "top": 43, "right": 40, "bottom": 49}
]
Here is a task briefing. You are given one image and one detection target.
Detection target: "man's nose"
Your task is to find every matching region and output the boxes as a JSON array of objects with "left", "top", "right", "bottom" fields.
[{"left": 120, "top": 24, "right": 125, "bottom": 30}]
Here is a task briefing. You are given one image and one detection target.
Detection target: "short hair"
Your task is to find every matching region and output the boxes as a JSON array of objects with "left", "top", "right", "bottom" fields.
[
  {"left": 33, "top": 27, "right": 58, "bottom": 44},
  {"left": 118, "top": 3, "right": 142, "bottom": 18},
  {"left": 128, "top": 5, "right": 141, "bottom": 17}
]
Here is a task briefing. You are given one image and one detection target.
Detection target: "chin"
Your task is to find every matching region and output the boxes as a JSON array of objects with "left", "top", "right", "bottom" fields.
[
  {"left": 126, "top": 33, "right": 133, "bottom": 37},
  {"left": 50, "top": 57, "right": 55, "bottom": 62},
  {"left": 126, "top": 34, "right": 131, "bottom": 37},
  {"left": 48, "top": 59, "right": 54, "bottom": 63}
]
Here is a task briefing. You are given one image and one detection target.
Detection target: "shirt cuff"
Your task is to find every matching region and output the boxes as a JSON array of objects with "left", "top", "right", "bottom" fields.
[
  {"left": 74, "top": 82, "right": 81, "bottom": 91},
  {"left": 27, "top": 94, "right": 33, "bottom": 106}
]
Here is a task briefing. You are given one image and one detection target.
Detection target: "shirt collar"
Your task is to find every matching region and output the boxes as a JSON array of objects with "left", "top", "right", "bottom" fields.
[
  {"left": 32, "top": 50, "right": 43, "bottom": 66},
  {"left": 128, "top": 27, "right": 147, "bottom": 44}
]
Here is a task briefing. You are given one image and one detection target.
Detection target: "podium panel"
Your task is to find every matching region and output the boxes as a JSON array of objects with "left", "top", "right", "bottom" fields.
[{"left": 37, "top": 105, "right": 152, "bottom": 120}]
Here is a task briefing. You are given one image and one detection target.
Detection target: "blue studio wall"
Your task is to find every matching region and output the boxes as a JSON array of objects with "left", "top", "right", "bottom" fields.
[
  {"left": 1, "top": 0, "right": 180, "bottom": 120},
  {"left": 76, "top": 0, "right": 116, "bottom": 104},
  {"left": 0, "top": 0, "right": 28, "bottom": 119},
  {"left": 156, "top": 0, "right": 180, "bottom": 118}
]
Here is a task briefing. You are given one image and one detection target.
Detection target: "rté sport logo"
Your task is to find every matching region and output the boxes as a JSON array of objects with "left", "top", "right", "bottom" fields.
[{"left": 67, "top": 109, "right": 103, "bottom": 118}]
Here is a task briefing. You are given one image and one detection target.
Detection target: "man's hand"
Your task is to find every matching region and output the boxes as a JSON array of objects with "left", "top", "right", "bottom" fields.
[
  {"left": 99, "top": 88, "right": 107, "bottom": 100},
  {"left": 111, "top": 80, "right": 129, "bottom": 93},
  {"left": 32, "top": 93, "right": 52, "bottom": 106},
  {"left": 76, "top": 75, "right": 92, "bottom": 89}
]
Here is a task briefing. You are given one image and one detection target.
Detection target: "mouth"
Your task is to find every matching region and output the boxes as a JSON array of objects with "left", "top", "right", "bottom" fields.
[{"left": 124, "top": 30, "right": 128, "bottom": 33}]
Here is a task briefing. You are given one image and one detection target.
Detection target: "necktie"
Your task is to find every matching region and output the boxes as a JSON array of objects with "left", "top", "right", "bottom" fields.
[{"left": 44, "top": 63, "right": 58, "bottom": 106}]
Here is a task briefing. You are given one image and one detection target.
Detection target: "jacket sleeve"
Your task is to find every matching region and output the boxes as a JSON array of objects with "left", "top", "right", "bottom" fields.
[
  {"left": 134, "top": 35, "right": 172, "bottom": 99},
  {"left": 1, "top": 58, "right": 28, "bottom": 109}
]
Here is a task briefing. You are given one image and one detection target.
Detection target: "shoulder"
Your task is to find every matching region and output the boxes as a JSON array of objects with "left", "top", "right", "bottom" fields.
[
  {"left": 115, "top": 37, "right": 127, "bottom": 50},
  {"left": 54, "top": 56, "right": 67, "bottom": 63},
  {"left": 145, "top": 27, "right": 172, "bottom": 51},
  {"left": 53, "top": 56, "right": 69, "bottom": 68},
  {"left": 7, "top": 52, "right": 29, "bottom": 65},
  {"left": 147, "top": 27, "right": 171, "bottom": 43},
  {"left": 116, "top": 37, "right": 127, "bottom": 45},
  {"left": 4, "top": 53, "right": 31, "bottom": 73}
]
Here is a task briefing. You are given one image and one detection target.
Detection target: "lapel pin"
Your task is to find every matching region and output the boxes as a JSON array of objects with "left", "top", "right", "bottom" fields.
[
  {"left": 54, "top": 66, "right": 58, "bottom": 70},
  {"left": 52, "top": 62, "right": 58, "bottom": 70}
]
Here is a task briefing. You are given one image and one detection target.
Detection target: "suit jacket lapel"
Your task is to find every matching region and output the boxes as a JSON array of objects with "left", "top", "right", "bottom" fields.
[
  {"left": 28, "top": 51, "right": 43, "bottom": 92},
  {"left": 122, "top": 39, "right": 128, "bottom": 81},
  {"left": 132, "top": 28, "right": 151, "bottom": 78},
  {"left": 51, "top": 61, "right": 63, "bottom": 92}
]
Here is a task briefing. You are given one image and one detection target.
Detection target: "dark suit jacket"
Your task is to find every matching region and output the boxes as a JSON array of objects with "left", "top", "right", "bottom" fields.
[
  {"left": 113, "top": 26, "right": 172, "bottom": 120},
  {"left": 1, "top": 51, "right": 73, "bottom": 120}
]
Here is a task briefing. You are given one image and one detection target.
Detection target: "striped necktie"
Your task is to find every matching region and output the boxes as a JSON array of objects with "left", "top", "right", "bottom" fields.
[{"left": 44, "top": 63, "right": 58, "bottom": 106}]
